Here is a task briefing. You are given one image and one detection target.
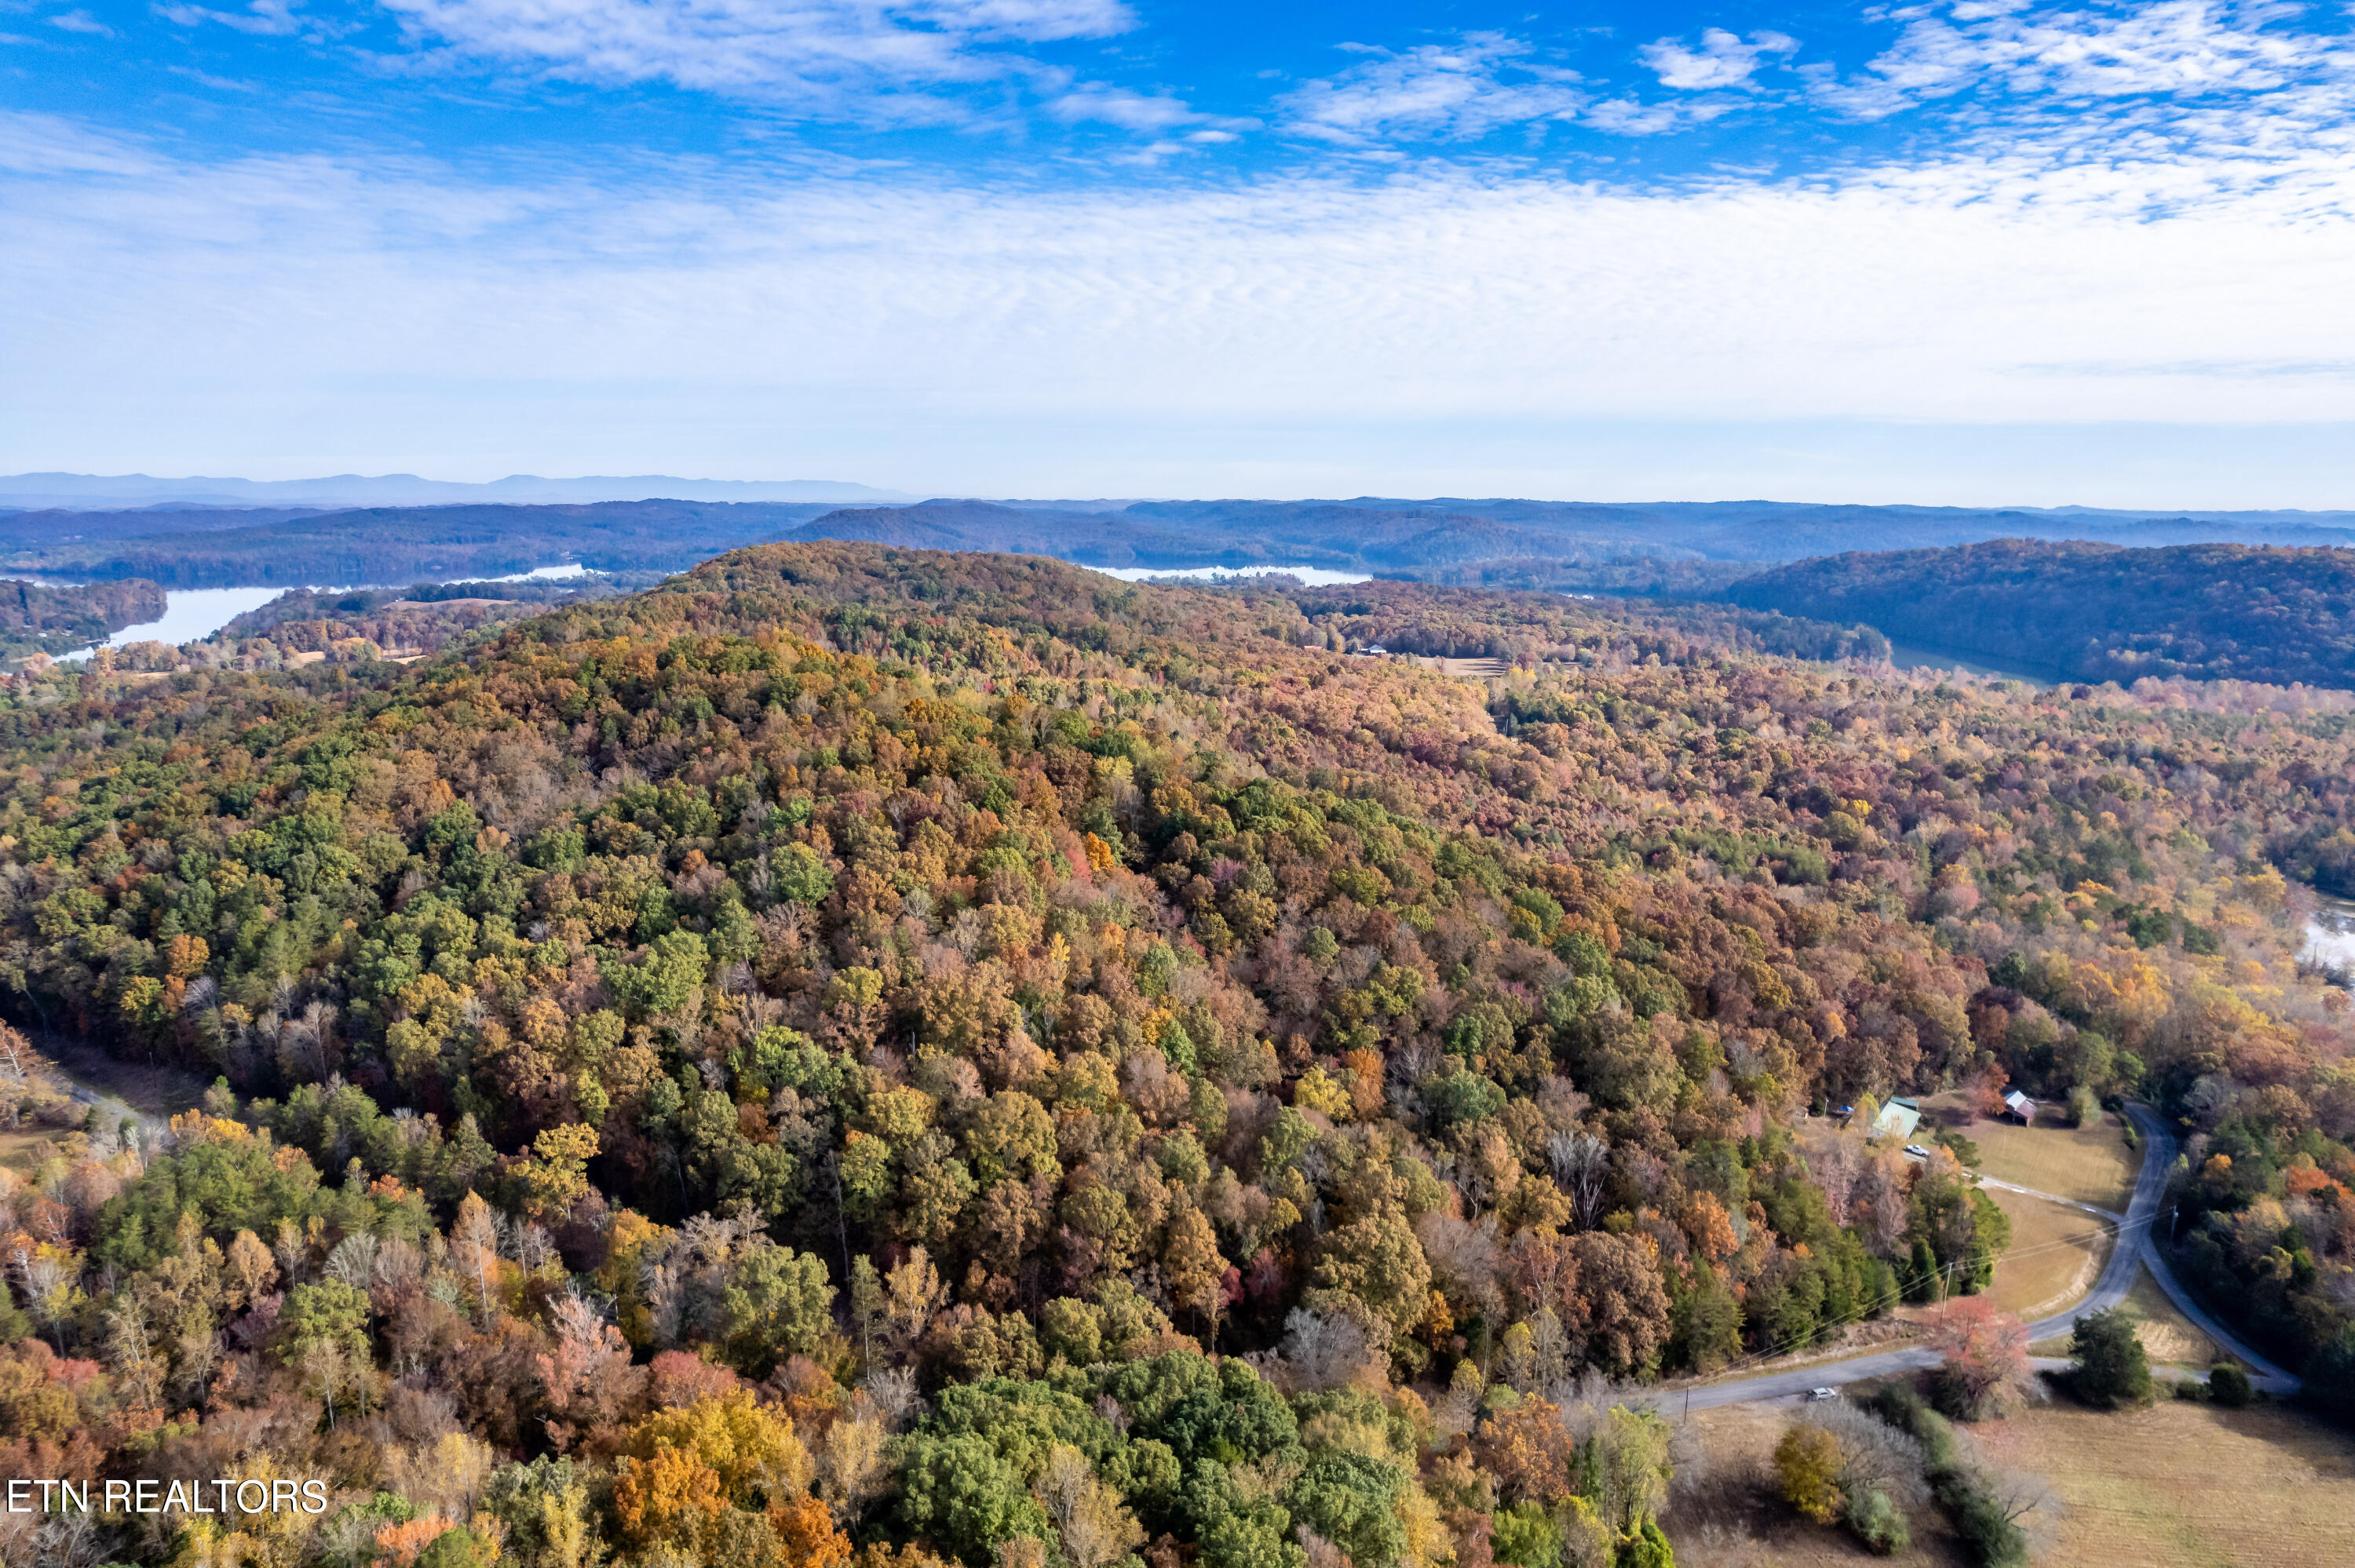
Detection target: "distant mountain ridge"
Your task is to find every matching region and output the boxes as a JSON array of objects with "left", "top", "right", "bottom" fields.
[
  {"left": 1714, "top": 538, "right": 2355, "bottom": 690},
  {"left": 6, "top": 490, "right": 2355, "bottom": 614},
  {"left": 0, "top": 472, "right": 912, "bottom": 510}
]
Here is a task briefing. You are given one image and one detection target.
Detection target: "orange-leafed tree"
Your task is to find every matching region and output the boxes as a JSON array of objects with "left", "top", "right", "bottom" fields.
[{"left": 1922, "top": 1295, "right": 2034, "bottom": 1420}]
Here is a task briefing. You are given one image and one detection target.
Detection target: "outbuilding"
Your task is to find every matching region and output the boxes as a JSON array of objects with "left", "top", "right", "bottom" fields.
[{"left": 2003, "top": 1089, "right": 2037, "bottom": 1125}]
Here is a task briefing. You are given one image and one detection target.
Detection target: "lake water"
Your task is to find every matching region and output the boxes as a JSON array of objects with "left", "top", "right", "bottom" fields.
[
  {"left": 490, "top": 564, "right": 595, "bottom": 582},
  {"left": 49, "top": 564, "right": 597, "bottom": 661},
  {"left": 69, "top": 587, "right": 286, "bottom": 657},
  {"left": 1082, "top": 563, "right": 1372, "bottom": 585},
  {"left": 2306, "top": 895, "right": 2355, "bottom": 983},
  {"left": 1884, "top": 640, "right": 2055, "bottom": 688}
]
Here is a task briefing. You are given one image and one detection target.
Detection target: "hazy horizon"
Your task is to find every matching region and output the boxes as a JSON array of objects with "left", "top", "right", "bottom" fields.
[
  {"left": 9, "top": 1, "right": 2353, "bottom": 507},
  {"left": 8, "top": 468, "right": 2355, "bottom": 518}
]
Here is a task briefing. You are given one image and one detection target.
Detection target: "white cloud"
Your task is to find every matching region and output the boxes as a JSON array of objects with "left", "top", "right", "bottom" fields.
[
  {"left": 1046, "top": 84, "right": 1254, "bottom": 143},
  {"left": 1812, "top": 0, "right": 2354, "bottom": 121},
  {"left": 154, "top": 0, "right": 310, "bottom": 37},
  {"left": 1640, "top": 27, "right": 1798, "bottom": 91},
  {"left": 1048, "top": 86, "right": 1194, "bottom": 130},
  {"left": 367, "top": 0, "right": 1136, "bottom": 115},
  {"left": 8, "top": 107, "right": 2355, "bottom": 485},
  {"left": 1277, "top": 33, "right": 1586, "bottom": 144},
  {"left": 47, "top": 8, "right": 112, "bottom": 33}
]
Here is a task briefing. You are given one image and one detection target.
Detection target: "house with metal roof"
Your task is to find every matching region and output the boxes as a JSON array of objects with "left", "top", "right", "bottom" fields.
[{"left": 1869, "top": 1097, "right": 1921, "bottom": 1142}]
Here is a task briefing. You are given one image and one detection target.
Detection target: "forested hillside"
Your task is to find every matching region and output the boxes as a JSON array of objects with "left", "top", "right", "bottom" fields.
[
  {"left": 189, "top": 578, "right": 671, "bottom": 666},
  {"left": 1716, "top": 538, "right": 2355, "bottom": 690},
  {"left": 0, "top": 503, "right": 846, "bottom": 587},
  {"left": 0, "top": 545, "right": 2346, "bottom": 1567},
  {"left": 0, "top": 577, "right": 166, "bottom": 662}
]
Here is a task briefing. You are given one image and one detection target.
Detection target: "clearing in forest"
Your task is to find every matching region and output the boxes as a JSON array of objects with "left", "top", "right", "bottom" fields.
[
  {"left": 1977, "top": 1187, "right": 2111, "bottom": 1320},
  {"left": 1922, "top": 1093, "right": 2141, "bottom": 1212},
  {"left": 1970, "top": 1399, "right": 2355, "bottom": 1567}
]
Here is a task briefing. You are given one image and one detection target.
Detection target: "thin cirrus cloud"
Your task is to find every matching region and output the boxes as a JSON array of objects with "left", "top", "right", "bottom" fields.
[
  {"left": 6, "top": 103, "right": 2355, "bottom": 498},
  {"left": 1045, "top": 83, "right": 1258, "bottom": 147},
  {"left": 152, "top": 0, "right": 311, "bottom": 38},
  {"left": 9, "top": 106, "right": 2354, "bottom": 421},
  {"left": 1274, "top": 33, "right": 1587, "bottom": 144},
  {"left": 1277, "top": 27, "right": 1813, "bottom": 146},
  {"left": 363, "top": 0, "right": 1141, "bottom": 117}
]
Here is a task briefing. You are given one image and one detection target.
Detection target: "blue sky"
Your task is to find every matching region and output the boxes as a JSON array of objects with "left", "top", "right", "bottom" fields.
[{"left": 5, "top": 0, "right": 2355, "bottom": 503}]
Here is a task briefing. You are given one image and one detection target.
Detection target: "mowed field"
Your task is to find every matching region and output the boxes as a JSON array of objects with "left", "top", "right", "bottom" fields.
[
  {"left": 0, "top": 1034, "right": 203, "bottom": 1177},
  {"left": 1923, "top": 1095, "right": 2140, "bottom": 1212},
  {"left": 1977, "top": 1187, "right": 2111, "bottom": 1319},
  {"left": 1674, "top": 1394, "right": 2355, "bottom": 1568},
  {"left": 1971, "top": 1399, "right": 2355, "bottom": 1567},
  {"left": 1411, "top": 655, "right": 1510, "bottom": 680},
  {"left": 2112, "top": 1271, "right": 2219, "bottom": 1366},
  {"left": 1935, "top": 1103, "right": 2226, "bottom": 1363},
  {"left": 2032, "top": 1269, "right": 2222, "bottom": 1367}
]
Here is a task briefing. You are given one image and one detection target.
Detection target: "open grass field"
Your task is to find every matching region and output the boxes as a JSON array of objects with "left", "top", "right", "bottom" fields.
[
  {"left": 1969, "top": 1398, "right": 2355, "bottom": 1567},
  {"left": 1673, "top": 1390, "right": 2355, "bottom": 1568},
  {"left": 0, "top": 1124, "right": 61, "bottom": 1178},
  {"left": 2036, "top": 1269, "right": 2222, "bottom": 1367},
  {"left": 1921, "top": 1092, "right": 2141, "bottom": 1212},
  {"left": 1977, "top": 1187, "right": 2112, "bottom": 1318},
  {"left": 2112, "top": 1271, "right": 2222, "bottom": 1366},
  {"left": 0, "top": 1032, "right": 206, "bottom": 1180},
  {"left": 40, "top": 1034, "right": 206, "bottom": 1121},
  {"left": 1411, "top": 655, "right": 1510, "bottom": 680}
]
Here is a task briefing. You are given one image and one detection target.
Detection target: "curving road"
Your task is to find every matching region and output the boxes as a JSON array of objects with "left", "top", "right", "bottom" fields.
[
  {"left": 2116, "top": 1104, "right": 2295, "bottom": 1389},
  {"left": 1665, "top": 1103, "right": 2296, "bottom": 1413}
]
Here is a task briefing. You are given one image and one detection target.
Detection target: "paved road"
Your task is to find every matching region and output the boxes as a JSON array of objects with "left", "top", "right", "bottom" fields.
[
  {"left": 2117, "top": 1104, "right": 2295, "bottom": 1388},
  {"left": 1664, "top": 1103, "right": 2297, "bottom": 1413}
]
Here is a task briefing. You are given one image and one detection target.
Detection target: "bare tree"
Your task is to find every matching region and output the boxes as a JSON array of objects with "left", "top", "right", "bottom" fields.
[
  {"left": 1414, "top": 1209, "right": 1502, "bottom": 1319},
  {"left": 1280, "top": 1306, "right": 1385, "bottom": 1391},
  {"left": 1036, "top": 1444, "right": 1145, "bottom": 1568},
  {"left": 860, "top": 1366, "right": 922, "bottom": 1431},
  {"left": 1798, "top": 1401, "right": 1930, "bottom": 1504},
  {"left": 1988, "top": 1460, "right": 2065, "bottom": 1559},
  {"left": 325, "top": 1232, "right": 380, "bottom": 1290},
  {"left": 1548, "top": 1132, "right": 1609, "bottom": 1230},
  {"left": 1811, "top": 1139, "right": 1863, "bottom": 1226}
]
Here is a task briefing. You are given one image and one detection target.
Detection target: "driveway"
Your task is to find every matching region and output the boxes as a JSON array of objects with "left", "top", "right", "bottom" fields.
[{"left": 1662, "top": 1103, "right": 2297, "bottom": 1413}]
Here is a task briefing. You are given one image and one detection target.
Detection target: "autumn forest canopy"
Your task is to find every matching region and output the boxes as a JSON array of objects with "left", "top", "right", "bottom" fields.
[{"left": 0, "top": 542, "right": 2348, "bottom": 1567}]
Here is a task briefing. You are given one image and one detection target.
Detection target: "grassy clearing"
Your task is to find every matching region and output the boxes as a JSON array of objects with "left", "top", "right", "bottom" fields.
[
  {"left": 0, "top": 1125, "right": 62, "bottom": 1178},
  {"left": 38, "top": 1035, "right": 206, "bottom": 1121},
  {"left": 1411, "top": 655, "right": 1510, "bottom": 680},
  {"left": 1979, "top": 1187, "right": 2112, "bottom": 1319},
  {"left": 1674, "top": 1389, "right": 2355, "bottom": 1568},
  {"left": 1968, "top": 1398, "right": 2355, "bottom": 1567},
  {"left": 1922, "top": 1093, "right": 2140, "bottom": 1212},
  {"left": 2114, "top": 1270, "right": 2222, "bottom": 1367},
  {"left": 2029, "top": 1268, "right": 2220, "bottom": 1367}
]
